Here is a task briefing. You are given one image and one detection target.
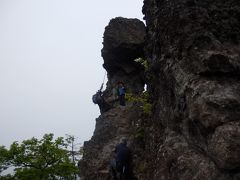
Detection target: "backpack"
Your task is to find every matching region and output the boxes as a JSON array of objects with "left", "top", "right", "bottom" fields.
[{"left": 92, "top": 91, "right": 102, "bottom": 104}]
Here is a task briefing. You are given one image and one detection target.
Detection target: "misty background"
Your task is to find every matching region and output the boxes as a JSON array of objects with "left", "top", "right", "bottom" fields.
[{"left": 0, "top": 0, "right": 144, "bottom": 147}]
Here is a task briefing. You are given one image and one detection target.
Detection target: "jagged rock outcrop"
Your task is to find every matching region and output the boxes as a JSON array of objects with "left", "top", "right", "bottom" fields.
[
  {"left": 79, "top": 17, "right": 146, "bottom": 180},
  {"left": 79, "top": 105, "right": 144, "bottom": 180},
  {"left": 102, "top": 17, "right": 146, "bottom": 94},
  {"left": 80, "top": 1, "right": 240, "bottom": 179},
  {"left": 142, "top": 0, "right": 240, "bottom": 179}
]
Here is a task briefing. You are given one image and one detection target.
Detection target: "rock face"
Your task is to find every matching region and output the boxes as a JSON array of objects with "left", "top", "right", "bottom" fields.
[
  {"left": 80, "top": 1, "right": 240, "bottom": 180},
  {"left": 79, "top": 17, "right": 146, "bottom": 180},
  {"left": 102, "top": 17, "right": 146, "bottom": 94},
  {"left": 142, "top": 0, "right": 240, "bottom": 179}
]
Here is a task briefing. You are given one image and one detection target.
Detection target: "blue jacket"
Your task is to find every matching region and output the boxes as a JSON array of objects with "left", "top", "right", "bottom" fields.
[{"left": 118, "top": 87, "right": 126, "bottom": 96}]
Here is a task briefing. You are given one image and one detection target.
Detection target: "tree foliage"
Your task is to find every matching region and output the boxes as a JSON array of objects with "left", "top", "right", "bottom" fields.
[
  {"left": 0, "top": 146, "right": 9, "bottom": 174},
  {"left": 126, "top": 91, "right": 152, "bottom": 115},
  {"left": 134, "top": 58, "right": 149, "bottom": 70},
  {"left": 0, "top": 134, "right": 79, "bottom": 179}
]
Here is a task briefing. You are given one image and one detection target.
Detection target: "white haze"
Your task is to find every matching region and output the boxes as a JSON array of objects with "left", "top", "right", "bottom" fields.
[{"left": 0, "top": 0, "right": 144, "bottom": 147}]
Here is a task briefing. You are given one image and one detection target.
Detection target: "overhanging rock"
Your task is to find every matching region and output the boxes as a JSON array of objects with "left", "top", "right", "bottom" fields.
[{"left": 102, "top": 17, "right": 146, "bottom": 93}]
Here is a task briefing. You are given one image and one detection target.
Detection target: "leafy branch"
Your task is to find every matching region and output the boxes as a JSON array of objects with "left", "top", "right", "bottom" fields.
[{"left": 126, "top": 91, "right": 152, "bottom": 116}]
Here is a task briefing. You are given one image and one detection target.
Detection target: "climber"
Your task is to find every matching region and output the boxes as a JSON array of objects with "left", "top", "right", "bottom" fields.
[
  {"left": 113, "top": 137, "right": 133, "bottom": 180},
  {"left": 92, "top": 84, "right": 111, "bottom": 114},
  {"left": 92, "top": 84, "right": 103, "bottom": 104},
  {"left": 92, "top": 72, "right": 111, "bottom": 113},
  {"left": 117, "top": 82, "right": 126, "bottom": 106}
]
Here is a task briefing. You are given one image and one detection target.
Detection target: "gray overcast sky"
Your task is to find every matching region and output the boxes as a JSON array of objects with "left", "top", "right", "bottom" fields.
[{"left": 0, "top": 0, "right": 144, "bottom": 147}]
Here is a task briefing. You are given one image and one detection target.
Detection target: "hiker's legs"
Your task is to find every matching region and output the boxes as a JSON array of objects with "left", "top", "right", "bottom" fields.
[
  {"left": 110, "top": 159, "right": 117, "bottom": 180},
  {"left": 120, "top": 171, "right": 128, "bottom": 180},
  {"left": 122, "top": 165, "right": 134, "bottom": 180},
  {"left": 98, "top": 100, "right": 104, "bottom": 113},
  {"left": 119, "top": 95, "right": 125, "bottom": 106},
  {"left": 102, "top": 100, "right": 111, "bottom": 112}
]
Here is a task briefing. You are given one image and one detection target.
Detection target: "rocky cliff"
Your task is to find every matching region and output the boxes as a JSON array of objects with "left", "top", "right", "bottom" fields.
[
  {"left": 143, "top": 0, "right": 240, "bottom": 179},
  {"left": 79, "top": 17, "right": 147, "bottom": 180},
  {"left": 80, "top": 1, "right": 240, "bottom": 179}
]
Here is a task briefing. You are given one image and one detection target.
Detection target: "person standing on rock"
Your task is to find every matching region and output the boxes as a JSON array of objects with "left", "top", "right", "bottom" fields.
[
  {"left": 115, "top": 138, "right": 134, "bottom": 180},
  {"left": 117, "top": 82, "right": 126, "bottom": 106}
]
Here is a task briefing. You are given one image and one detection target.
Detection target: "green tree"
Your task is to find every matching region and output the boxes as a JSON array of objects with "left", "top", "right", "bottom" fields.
[
  {"left": 0, "top": 134, "right": 79, "bottom": 179},
  {"left": 0, "top": 146, "right": 9, "bottom": 174},
  {"left": 65, "top": 134, "right": 82, "bottom": 179}
]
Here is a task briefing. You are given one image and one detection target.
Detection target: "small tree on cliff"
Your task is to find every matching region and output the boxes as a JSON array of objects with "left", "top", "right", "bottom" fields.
[{"left": 0, "top": 134, "right": 79, "bottom": 179}]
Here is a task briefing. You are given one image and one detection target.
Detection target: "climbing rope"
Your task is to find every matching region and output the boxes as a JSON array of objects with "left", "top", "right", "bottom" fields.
[
  {"left": 100, "top": 71, "right": 107, "bottom": 90},
  {"left": 102, "top": 71, "right": 107, "bottom": 85}
]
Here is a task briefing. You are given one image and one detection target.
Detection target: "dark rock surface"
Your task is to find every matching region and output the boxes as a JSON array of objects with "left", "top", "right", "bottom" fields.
[
  {"left": 102, "top": 17, "right": 146, "bottom": 94},
  {"left": 80, "top": 1, "right": 240, "bottom": 179},
  {"left": 79, "top": 105, "right": 144, "bottom": 180},
  {"left": 142, "top": 0, "right": 240, "bottom": 179},
  {"left": 79, "top": 17, "right": 146, "bottom": 180}
]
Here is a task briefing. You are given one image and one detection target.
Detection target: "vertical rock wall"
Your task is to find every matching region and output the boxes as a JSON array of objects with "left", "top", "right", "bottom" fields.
[
  {"left": 143, "top": 0, "right": 240, "bottom": 179},
  {"left": 79, "top": 17, "right": 146, "bottom": 180},
  {"left": 80, "top": 1, "right": 240, "bottom": 179},
  {"left": 102, "top": 17, "right": 146, "bottom": 94}
]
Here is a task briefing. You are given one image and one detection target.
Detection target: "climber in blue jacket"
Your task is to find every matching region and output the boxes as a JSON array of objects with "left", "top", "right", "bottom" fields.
[{"left": 117, "top": 82, "right": 126, "bottom": 106}]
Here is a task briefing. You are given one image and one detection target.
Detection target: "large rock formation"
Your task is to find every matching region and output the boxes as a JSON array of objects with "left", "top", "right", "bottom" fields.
[
  {"left": 102, "top": 17, "right": 146, "bottom": 94},
  {"left": 142, "top": 0, "right": 240, "bottom": 179},
  {"left": 80, "top": 1, "right": 240, "bottom": 179},
  {"left": 79, "top": 17, "right": 146, "bottom": 180}
]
